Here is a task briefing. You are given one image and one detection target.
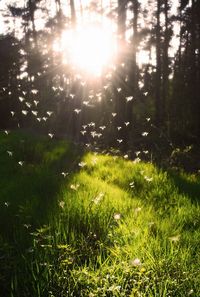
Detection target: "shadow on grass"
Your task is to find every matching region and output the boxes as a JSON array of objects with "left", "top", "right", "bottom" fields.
[
  {"left": 0, "top": 130, "right": 85, "bottom": 296},
  {"left": 0, "top": 131, "right": 83, "bottom": 245},
  {"left": 167, "top": 170, "right": 200, "bottom": 204}
]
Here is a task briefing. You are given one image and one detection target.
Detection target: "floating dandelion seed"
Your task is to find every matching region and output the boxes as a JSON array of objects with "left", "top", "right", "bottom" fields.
[
  {"left": 37, "top": 117, "right": 41, "bottom": 122},
  {"left": 82, "top": 125, "right": 87, "bottom": 129},
  {"left": 143, "top": 150, "right": 149, "bottom": 154},
  {"left": 74, "top": 109, "right": 81, "bottom": 114},
  {"left": 108, "top": 285, "right": 121, "bottom": 292},
  {"left": 18, "top": 161, "right": 24, "bottom": 166},
  {"left": 31, "top": 111, "right": 38, "bottom": 116},
  {"left": 4, "top": 202, "right": 10, "bottom": 207},
  {"left": 88, "top": 122, "right": 95, "bottom": 127},
  {"left": 78, "top": 162, "right": 86, "bottom": 167},
  {"left": 114, "top": 213, "right": 121, "bottom": 220},
  {"left": 130, "top": 258, "right": 142, "bottom": 267},
  {"left": 34, "top": 100, "right": 39, "bottom": 106},
  {"left": 124, "top": 122, "right": 130, "bottom": 126},
  {"left": 126, "top": 96, "right": 133, "bottom": 102},
  {"left": 70, "top": 94, "right": 75, "bottom": 99},
  {"left": 19, "top": 96, "right": 25, "bottom": 102},
  {"left": 25, "top": 102, "right": 31, "bottom": 108},
  {"left": 112, "top": 113, "right": 117, "bottom": 117},
  {"left": 96, "top": 92, "right": 102, "bottom": 98},
  {"left": 117, "top": 88, "right": 121, "bottom": 92},
  {"left": 144, "top": 176, "right": 153, "bottom": 182},
  {"left": 61, "top": 172, "right": 69, "bottom": 177},
  {"left": 42, "top": 117, "right": 48, "bottom": 121},
  {"left": 4, "top": 130, "right": 10, "bottom": 135},
  {"left": 142, "top": 132, "right": 148, "bottom": 136},
  {"left": 148, "top": 221, "right": 155, "bottom": 227},
  {"left": 48, "top": 133, "right": 54, "bottom": 138},
  {"left": 80, "top": 130, "right": 86, "bottom": 135},
  {"left": 47, "top": 111, "right": 53, "bottom": 116},
  {"left": 117, "top": 126, "right": 122, "bottom": 131},
  {"left": 27, "top": 247, "right": 34, "bottom": 254},
  {"left": 83, "top": 101, "right": 89, "bottom": 106},
  {"left": 93, "top": 192, "right": 104, "bottom": 204},
  {"left": 22, "top": 110, "right": 28, "bottom": 115},
  {"left": 91, "top": 157, "right": 98, "bottom": 165},
  {"left": 24, "top": 224, "right": 31, "bottom": 229},
  {"left": 7, "top": 151, "right": 13, "bottom": 157},
  {"left": 99, "top": 126, "right": 106, "bottom": 130},
  {"left": 135, "top": 207, "right": 142, "bottom": 213},
  {"left": 135, "top": 151, "right": 140, "bottom": 156},
  {"left": 117, "top": 139, "right": 123, "bottom": 143},
  {"left": 133, "top": 157, "right": 141, "bottom": 163},
  {"left": 11, "top": 111, "right": 15, "bottom": 117},
  {"left": 70, "top": 184, "right": 80, "bottom": 191},
  {"left": 59, "top": 201, "right": 65, "bottom": 208},
  {"left": 31, "top": 89, "right": 38, "bottom": 94},
  {"left": 146, "top": 117, "right": 151, "bottom": 122},
  {"left": 169, "top": 235, "right": 180, "bottom": 242},
  {"left": 91, "top": 131, "right": 97, "bottom": 138}
]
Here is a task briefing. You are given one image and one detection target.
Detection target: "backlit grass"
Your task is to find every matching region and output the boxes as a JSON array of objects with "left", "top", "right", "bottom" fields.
[{"left": 0, "top": 131, "right": 199, "bottom": 296}]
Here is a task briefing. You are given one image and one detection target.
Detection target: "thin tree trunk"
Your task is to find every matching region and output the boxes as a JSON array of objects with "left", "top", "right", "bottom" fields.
[
  {"left": 155, "top": 0, "right": 162, "bottom": 126},
  {"left": 28, "top": 0, "right": 37, "bottom": 46},
  {"left": 126, "top": 0, "right": 139, "bottom": 126},
  {"left": 132, "top": 0, "right": 139, "bottom": 95},
  {"left": 70, "top": 0, "right": 76, "bottom": 28},
  {"left": 117, "top": 0, "right": 126, "bottom": 60},
  {"left": 191, "top": 0, "right": 198, "bottom": 135},
  {"left": 162, "top": 0, "right": 169, "bottom": 125},
  {"left": 55, "top": 0, "right": 61, "bottom": 14}
]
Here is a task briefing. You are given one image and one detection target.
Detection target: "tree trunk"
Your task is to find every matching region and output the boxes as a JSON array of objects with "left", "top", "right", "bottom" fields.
[
  {"left": 126, "top": 0, "right": 139, "bottom": 125},
  {"left": 162, "top": 0, "right": 169, "bottom": 126},
  {"left": 155, "top": 0, "right": 162, "bottom": 127},
  {"left": 28, "top": 0, "right": 37, "bottom": 46},
  {"left": 70, "top": 0, "right": 76, "bottom": 28},
  {"left": 117, "top": 0, "right": 126, "bottom": 59}
]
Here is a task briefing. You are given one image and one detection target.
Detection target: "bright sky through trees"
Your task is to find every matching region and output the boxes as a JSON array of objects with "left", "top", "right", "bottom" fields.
[
  {"left": 0, "top": 0, "right": 179, "bottom": 77},
  {"left": 58, "top": 25, "right": 117, "bottom": 76}
]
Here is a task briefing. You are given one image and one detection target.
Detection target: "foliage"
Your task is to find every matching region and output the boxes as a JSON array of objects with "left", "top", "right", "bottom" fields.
[{"left": 0, "top": 132, "right": 199, "bottom": 296}]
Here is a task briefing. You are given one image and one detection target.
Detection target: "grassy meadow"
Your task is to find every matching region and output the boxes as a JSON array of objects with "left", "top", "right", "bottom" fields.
[{"left": 0, "top": 131, "right": 199, "bottom": 297}]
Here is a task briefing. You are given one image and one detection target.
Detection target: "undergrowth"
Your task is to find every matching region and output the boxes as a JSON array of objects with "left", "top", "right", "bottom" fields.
[{"left": 0, "top": 131, "right": 199, "bottom": 297}]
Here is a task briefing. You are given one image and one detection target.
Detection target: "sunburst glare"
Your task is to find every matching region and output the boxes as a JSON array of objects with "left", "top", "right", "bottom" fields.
[{"left": 56, "top": 24, "right": 117, "bottom": 76}]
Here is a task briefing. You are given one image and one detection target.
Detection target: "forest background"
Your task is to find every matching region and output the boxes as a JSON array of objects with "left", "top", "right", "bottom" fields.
[{"left": 0, "top": 0, "right": 200, "bottom": 167}]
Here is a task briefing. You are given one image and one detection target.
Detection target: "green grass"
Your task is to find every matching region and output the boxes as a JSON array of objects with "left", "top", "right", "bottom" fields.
[{"left": 0, "top": 131, "right": 199, "bottom": 296}]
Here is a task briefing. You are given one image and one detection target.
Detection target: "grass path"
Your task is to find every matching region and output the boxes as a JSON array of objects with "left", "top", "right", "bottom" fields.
[{"left": 0, "top": 131, "right": 199, "bottom": 296}]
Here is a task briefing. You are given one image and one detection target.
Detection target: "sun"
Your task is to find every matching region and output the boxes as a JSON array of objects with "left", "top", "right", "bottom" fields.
[{"left": 60, "top": 24, "right": 117, "bottom": 77}]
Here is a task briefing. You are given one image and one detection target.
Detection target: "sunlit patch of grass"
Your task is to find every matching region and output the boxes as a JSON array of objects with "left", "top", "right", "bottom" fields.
[{"left": 0, "top": 132, "right": 199, "bottom": 296}]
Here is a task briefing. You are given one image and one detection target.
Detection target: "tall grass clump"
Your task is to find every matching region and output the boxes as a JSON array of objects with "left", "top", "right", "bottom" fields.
[{"left": 0, "top": 131, "right": 199, "bottom": 296}]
